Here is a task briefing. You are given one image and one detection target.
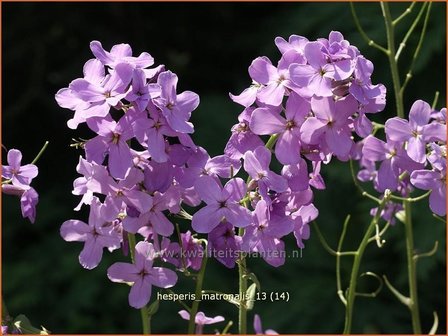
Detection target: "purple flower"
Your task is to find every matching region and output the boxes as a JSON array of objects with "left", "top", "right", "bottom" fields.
[
  {"left": 192, "top": 175, "right": 251, "bottom": 233},
  {"left": 133, "top": 107, "right": 176, "bottom": 163},
  {"left": 179, "top": 230, "right": 204, "bottom": 271},
  {"left": 125, "top": 68, "right": 160, "bottom": 112},
  {"left": 281, "top": 158, "right": 310, "bottom": 192},
  {"left": 225, "top": 108, "right": 265, "bottom": 160},
  {"left": 300, "top": 95, "right": 357, "bottom": 158},
  {"left": 20, "top": 187, "right": 39, "bottom": 224},
  {"left": 90, "top": 40, "right": 154, "bottom": 69},
  {"left": 66, "top": 62, "right": 133, "bottom": 126},
  {"left": 177, "top": 146, "right": 241, "bottom": 188},
  {"left": 208, "top": 221, "right": 241, "bottom": 268},
  {"left": 385, "top": 100, "right": 446, "bottom": 163},
  {"left": 154, "top": 70, "right": 199, "bottom": 134},
  {"left": 229, "top": 84, "right": 259, "bottom": 107},
  {"left": 2, "top": 149, "right": 38, "bottom": 189},
  {"left": 349, "top": 56, "right": 386, "bottom": 108},
  {"left": 370, "top": 200, "right": 403, "bottom": 225},
  {"left": 84, "top": 115, "right": 134, "bottom": 179},
  {"left": 275, "top": 34, "right": 308, "bottom": 59},
  {"left": 88, "top": 166, "right": 153, "bottom": 219},
  {"left": 362, "top": 135, "right": 422, "bottom": 192},
  {"left": 122, "top": 195, "right": 174, "bottom": 238},
  {"left": 3, "top": 184, "right": 41, "bottom": 224},
  {"left": 248, "top": 52, "right": 302, "bottom": 106},
  {"left": 242, "top": 200, "right": 293, "bottom": 267},
  {"left": 254, "top": 314, "right": 278, "bottom": 335},
  {"left": 290, "top": 41, "right": 353, "bottom": 97},
  {"left": 178, "top": 310, "right": 225, "bottom": 334},
  {"left": 410, "top": 167, "right": 446, "bottom": 216},
  {"left": 250, "top": 93, "right": 310, "bottom": 165},
  {"left": 290, "top": 203, "right": 318, "bottom": 249},
  {"left": 60, "top": 197, "right": 122, "bottom": 269},
  {"left": 244, "top": 146, "right": 288, "bottom": 203},
  {"left": 108, "top": 241, "right": 177, "bottom": 309}
]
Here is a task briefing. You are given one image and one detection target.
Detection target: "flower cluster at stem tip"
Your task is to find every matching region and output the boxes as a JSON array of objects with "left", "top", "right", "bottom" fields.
[{"left": 54, "top": 30, "right": 446, "bottom": 327}]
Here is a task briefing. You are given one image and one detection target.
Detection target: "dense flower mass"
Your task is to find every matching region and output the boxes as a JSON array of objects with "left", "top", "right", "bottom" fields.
[
  {"left": 55, "top": 33, "right": 387, "bottom": 300},
  {"left": 55, "top": 30, "right": 445, "bottom": 325}
]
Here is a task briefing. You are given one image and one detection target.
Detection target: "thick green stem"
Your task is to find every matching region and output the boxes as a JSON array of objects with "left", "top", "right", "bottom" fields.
[
  {"left": 404, "top": 201, "right": 422, "bottom": 334},
  {"left": 381, "top": 2, "right": 404, "bottom": 118},
  {"left": 128, "top": 233, "right": 151, "bottom": 335},
  {"left": 188, "top": 250, "right": 208, "bottom": 334}
]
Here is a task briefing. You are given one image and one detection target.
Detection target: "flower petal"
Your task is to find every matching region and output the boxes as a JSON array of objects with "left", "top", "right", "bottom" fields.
[
  {"left": 149, "top": 267, "right": 178, "bottom": 288},
  {"left": 60, "top": 220, "right": 90, "bottom": 242},
  {"left": 250, "top": 108, "right": 285, "bottom": 135}
]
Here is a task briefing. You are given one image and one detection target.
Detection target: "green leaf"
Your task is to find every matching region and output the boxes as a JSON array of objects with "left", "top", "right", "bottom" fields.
[
  {"left": 395, "top": 210, "right": 406, "bottom": 224},
  {"left": 13, "top": 314, "right": 49, "bottom": 335},
  {"left": 243, "top": 272, "right": 261, "bottom": 291},
  {"left": 246, "top": 283, "right": 257, "bottom": 310},
  {"left": 147, "top": 299, "right": 160, "bottom": 316}
]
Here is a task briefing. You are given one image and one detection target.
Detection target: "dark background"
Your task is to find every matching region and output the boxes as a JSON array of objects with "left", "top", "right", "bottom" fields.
[{"left": 2, "top": 2, "right": 446, "bottom": 334}]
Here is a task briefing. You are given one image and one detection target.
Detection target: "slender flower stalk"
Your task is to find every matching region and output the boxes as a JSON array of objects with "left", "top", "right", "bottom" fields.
[
  {"left": 128, "top": 233, "right": 151, "bottom": 334},
  {"left": 237, "top": 230, "right": 248, "bottom": 334},
  {"left": 381, "top": 2, "right": 404, "bottom": 118},
  {"left": 188, "top": 244, "right": 208, "bottom": 334},
  {"left": 343, "top": 196, "right": 388, "bottom": 334},
  {"left": 404, "top": 200, "right": 422, "bottom": 334}
]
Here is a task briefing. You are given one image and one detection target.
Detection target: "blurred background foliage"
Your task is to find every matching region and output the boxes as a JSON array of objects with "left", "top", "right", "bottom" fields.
[{"left": 2, "top": 2, "right": 446, "bottom": 334}]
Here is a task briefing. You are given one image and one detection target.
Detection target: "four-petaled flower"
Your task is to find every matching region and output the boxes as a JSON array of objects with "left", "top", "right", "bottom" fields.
[
  {"left": 178, "top": 310, "right": 225, "bottom": 334},
  {"left": 108, "top": 241, "right": 178, "bottom": 309},
  {"left": 60, "top": 197, "right": 122, "bottom": 269}
]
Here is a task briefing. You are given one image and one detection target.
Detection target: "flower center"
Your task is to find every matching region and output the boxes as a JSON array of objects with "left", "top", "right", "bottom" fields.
[
  {"left": 286, "top": 119, "right": 296, "bottom": 130},
  {"left": 112, "top": 133, "right": 121, "bottom": 144}
]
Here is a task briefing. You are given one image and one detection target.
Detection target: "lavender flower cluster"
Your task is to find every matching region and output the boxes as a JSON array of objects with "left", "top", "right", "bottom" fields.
[
  {"left": 55, "top": 30, "right": 445, "bottom": 318},
  {"left": 358, "top": 100, "right": 446, "bottom": 218}
]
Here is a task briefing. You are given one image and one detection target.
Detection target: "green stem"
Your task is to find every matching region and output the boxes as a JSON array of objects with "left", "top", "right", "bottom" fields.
[
  {"left": 393, "top": 2, "right": 417, "bottom": 26},
  {"left": 389, "top": 190, "right": 431, "bottom": 203},
  {"left": 265, "top": 133, "right": 279, "bottom": 150},
  {"left": 128, "top": 233, "right": 151, "bottom": 335},
  {"left": 188, "top": 249, "right": 208, "bottom": 334},
  {"left": 343, "top": 200, "right": 386, "bottom": 334},
  {"left": 31, "top": 141, "right": 49, "bottom": 165},
  {"left": 395, "top": 2, "right": 428, "bottom": 61},
  {"left": 140, "top": 308, "right": 151, "bottom": 334},
  {"left": 235, "top": 133, "right": 277, "bottom": 334},
  {"left": 400, "top": 2, "right": 432, "bottom": 96},
  {"left": 350, "top": 3, "right": 388, "bottom": 54},
  {"left": 237, "top": 228, "right": 248, "bottom": 335},
  {"left": 336, "top": 216, "right": 352, "bottom": 306},
  {"left": 404, "top": 201, "right": 422, "bottom": 334},
  {"left": 381, "top": 2, "right": 404, "bottom": 118}
]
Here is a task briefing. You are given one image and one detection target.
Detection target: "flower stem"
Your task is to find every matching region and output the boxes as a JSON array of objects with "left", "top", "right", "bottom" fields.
[
  {"left": 237, "top": 236, "right": 248, "bottom": 335},
  {"left": 128, "top": 233, "right": 151, "bottom": 335},
  {"left": 343, "top": 199, "right": 387, "bottom": 334},
  {"left": 403, "top": 200, "right": 422, "bottom": 334},
  {"left": 381, "top": 2, "right": 404, "bottom": 118},
  {"left": 31, "top": 141, "right": 49, "bottom": 165},
  {"left": 188, "top": 248, "right": 208, "bottom": 334}
]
